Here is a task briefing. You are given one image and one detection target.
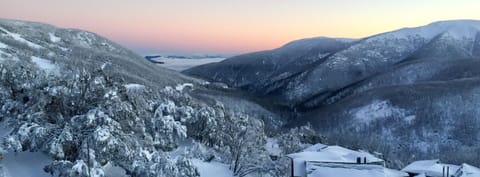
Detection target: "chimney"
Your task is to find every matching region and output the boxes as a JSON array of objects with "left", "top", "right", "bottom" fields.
[
  {"left": 447, "top": 166, "right": 449, "bottom": 177},
  {"left": 363, "top": 157, "right": 367, "bottom": 164},
  {"left": 443, "top": 166, "right": 445, "bottom": 177},
  {"left": 356, "top": 157, "right": 361, "bottom": 164}
]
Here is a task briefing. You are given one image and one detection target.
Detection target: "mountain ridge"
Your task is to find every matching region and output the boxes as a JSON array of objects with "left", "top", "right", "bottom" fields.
[
  {"left": 185, "top": 19, "right": 480, "bottom": 108},
  {"left": 184, "top": 19, "right": 480, "bottom": 167}
]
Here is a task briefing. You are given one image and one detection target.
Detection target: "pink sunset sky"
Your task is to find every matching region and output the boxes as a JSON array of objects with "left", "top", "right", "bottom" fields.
[{"left": 1, "top": 0, "right": 480, "bottom": 55}]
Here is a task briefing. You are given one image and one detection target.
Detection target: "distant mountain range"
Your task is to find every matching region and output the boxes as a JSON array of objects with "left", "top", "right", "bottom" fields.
[
  {"left": 144, "top": 54, "right": 230, "bottom": 60},
  {"left": 184, "top": 20, "right": 480, "bottom": 166}
]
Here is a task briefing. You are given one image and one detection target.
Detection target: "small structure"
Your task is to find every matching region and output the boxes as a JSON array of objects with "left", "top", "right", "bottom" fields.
[
  {"left": 287, "top": 143, "right": 407, "bottom": 177},
  {"left": 402, "top": 159, "right": 460, "bottom": 177},
  {"left": 453, "top": 163, "right": 480, "bottom": 177}
]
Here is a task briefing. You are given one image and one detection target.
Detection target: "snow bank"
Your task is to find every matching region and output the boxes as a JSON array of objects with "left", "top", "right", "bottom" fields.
[
  {"left": 124, "top": 83, "right": 145, "bottom": 89},
  {"left": 175, "top": 83, "right": 193, "bottom": 92},
  {"left": 124, "top": 83, "right": 146, "bottom": 94},
  {"left": 0, "top": 165, "right": 11, "bottom": 177},
  {"left": 2, "top": 152, "right": 52, "bottom": 177},
  {"left": 103, "top": 162, "right": 128, "bottom": 177},
  {"left": 31, "top": 56, "right": 59, "bottom": 75},
  {"left": 353, "top": 100, "right": 414, "bottom": 125},
  {"left": 191, "top": 159, "right": 234, "bottom": 177},
  {"left": 0, "top": 42, "right": 7, "bottom": 49},
  {"left": 0, "top": 51, "right": 9, "bottom": 62},
  {"left": 48, "top": 33, "right": 61, "bottom": 43}
]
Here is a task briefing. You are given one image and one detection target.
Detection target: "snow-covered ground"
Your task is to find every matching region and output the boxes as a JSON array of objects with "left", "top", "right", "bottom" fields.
[
  {"left": 0, "top": 27, "right": 43, "bottom": 49},
  {"left": 0, "top": 42, "right": 7, "bottom": 49},
  {"left": 265, "top": 138, "right": 282, "bottom": 156},
  {"left": 0, "top": 123, "right": 52, "bottom": 177},
  {"left": 30, "top": 56, "right": 60, "bottom": 75},
  {"left": 2, "top": 152, "right": 52, "bottom": 177},
  {"left": 191, "top": 159, "right": 234, "bottom": 177},
  {"left": 48, "top": 33, "right": 61, "bottom": 43},
  {"left": 152, "top": 57, "right": 225, "bottom": 71}
]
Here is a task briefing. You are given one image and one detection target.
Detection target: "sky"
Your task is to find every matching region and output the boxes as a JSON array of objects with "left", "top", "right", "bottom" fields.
[{"left": 1, "top": 0, "right": 480, "bottom": 55}]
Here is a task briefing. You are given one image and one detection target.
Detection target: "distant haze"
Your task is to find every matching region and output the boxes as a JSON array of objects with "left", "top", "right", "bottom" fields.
[{"left": 1, "top": 0, "right": 480, "bottom": 54}]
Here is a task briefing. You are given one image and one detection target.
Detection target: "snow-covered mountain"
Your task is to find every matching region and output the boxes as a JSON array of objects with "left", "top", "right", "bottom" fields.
[
  {"left": 185, "top": 20, "right": 480, "bottom": 108},
  {"left": 184, "top": 37, "right": 355, "bottom": 92},
  {"left": 184, "top": 20, "right": 480, "bottom": 167},
  {"left": 0, "top": 19, "right": 299, "bottom": 177}
]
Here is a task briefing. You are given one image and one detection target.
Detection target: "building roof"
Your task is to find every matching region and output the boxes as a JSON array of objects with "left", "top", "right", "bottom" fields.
[
  {"left": 402, "top": 159, "right": 460, "bottom": 176},
  {"left": 287, "top": 144, "right": 384, "bottom": 163},
  {"left": 302, "top": 143, "right": 328, "bottom": 152},
  {"left": 455, "top": 163, "right": 480, "bottom": 177},
  {"left": 307, "top": 163, "right": 408, "bottom": 177}
]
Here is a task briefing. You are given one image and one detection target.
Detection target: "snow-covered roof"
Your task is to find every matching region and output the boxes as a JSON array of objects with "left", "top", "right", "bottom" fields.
[
  {"left": 302, "top": 143, "right": 328, "bottom": 152},
  {"left": 287, "top": 144, "right": 384, "bottom": 163},
  {"left": 455, "top": 163, "right": 480, "bottom": 177},
  {"left": 307, "top": 164, "right": 408, "bottom": 177},
  {"left": 402, "top": 159, "right": 460, "bottom": 176}
]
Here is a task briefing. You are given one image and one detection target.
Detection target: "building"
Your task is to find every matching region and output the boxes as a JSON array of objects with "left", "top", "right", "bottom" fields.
[
  {"left": 287, "top": 143, "right": 408, "bottom": 177},
  {"left": 453, "top": 163, "right": 480, "bottom": 177},
  {"left": 402, "top": 159, "right": 460, "bottom": 177}
]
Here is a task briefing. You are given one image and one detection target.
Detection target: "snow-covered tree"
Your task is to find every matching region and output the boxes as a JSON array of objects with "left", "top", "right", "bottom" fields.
[{"left": 0, "top": 60, "right": 199, "bottom": 177}]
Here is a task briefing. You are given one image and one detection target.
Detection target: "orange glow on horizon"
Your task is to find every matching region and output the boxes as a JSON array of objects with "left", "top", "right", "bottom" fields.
[{"left": 2, "top": 0, "right": 480, "bottom": 54}]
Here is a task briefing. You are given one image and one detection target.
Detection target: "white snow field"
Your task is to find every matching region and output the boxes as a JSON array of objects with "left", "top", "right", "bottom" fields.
[
  {"left": 0, "top": 42, "right": 7, "bottom": 49},
  {"left": 0, "top": 27, "right": 43, "bottom": 49},
  {"left": 48, "top": 33, "right": 61, "bottom": 43},
  {"left": 191, "top": 159, "right": 234, "bottom": 177},
  {"left": 31, "top": 56, "right": 60, "bottom": 75},
  {"left": 0, "top": 123, "right": 51, "bottom": 177}
]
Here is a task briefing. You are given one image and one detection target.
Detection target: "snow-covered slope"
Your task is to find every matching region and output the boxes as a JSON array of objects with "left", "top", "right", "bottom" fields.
[
  {"left": 191, "top": 159, "right": 234, "bottom": 177},
  {"left": 285, "top": 20, "right": 480, "bottom": 107},
  {"left": 0, "top": 19, "right": 288, "bottom": 177},
  {"left": 0, "top": 19, "right": 195, "bottom": 89},
  {"left": 184, "top": 37, "right": 355, "bottom": 92},
  {"left": 185, "top": 20, "right": 480, "bottom": 108},
  {"left": 185, "top": 20, "right": 480, "bottom": 167}
]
